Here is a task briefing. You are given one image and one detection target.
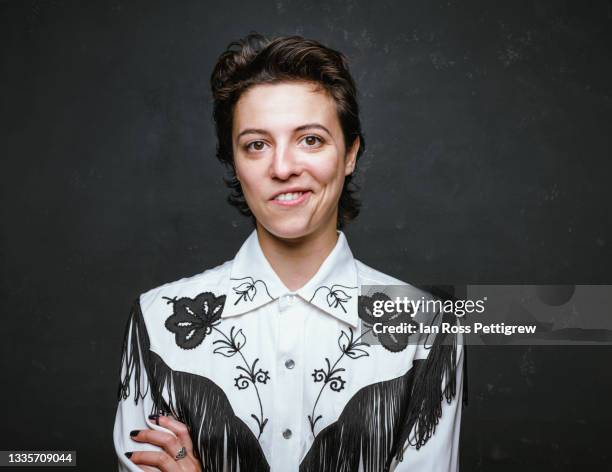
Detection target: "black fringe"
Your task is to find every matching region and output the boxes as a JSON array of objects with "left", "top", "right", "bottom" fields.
[
  {"left": 300, "top": 367, "right": 417, "bottom": 472},
  {"left": 117, "top": 298, "right": 466, "bottom": 471},
  {"left": 117, "top": 297, "right": 270, "bottom": 472},
  {"left": 118, "top": 299, "right": 149, "bottom": 404},
  {"left": 390, "top": 310, "right": 464, "bottom": 463},
  {"left": 299, "top": 309, "right": 465, "bottom": 471}
]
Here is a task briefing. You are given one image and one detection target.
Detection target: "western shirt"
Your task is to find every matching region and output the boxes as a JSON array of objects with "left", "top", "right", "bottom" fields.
[{"left": 113, "top": 229, "right": 464, "bottom": 471}]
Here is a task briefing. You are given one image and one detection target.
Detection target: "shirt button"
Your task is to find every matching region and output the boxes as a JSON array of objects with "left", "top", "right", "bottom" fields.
[
  {"left": 282, "top": 428, "right": 292, "bottom": 439},
  {"left": 285, "top": 359, "right": 295, "bottom": 369}
]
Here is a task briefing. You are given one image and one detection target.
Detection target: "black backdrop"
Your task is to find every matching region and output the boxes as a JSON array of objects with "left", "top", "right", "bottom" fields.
[{"left": 1, "top": 1, "right": 611, "bottom": 471}]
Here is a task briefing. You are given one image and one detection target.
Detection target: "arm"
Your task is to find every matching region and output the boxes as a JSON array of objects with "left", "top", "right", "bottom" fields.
[
  {"left": 112, "top": 298, "right": 168, "bottom": 472},
  {"left": 390, "top": 341, "right": 464, "bottom": 472}
]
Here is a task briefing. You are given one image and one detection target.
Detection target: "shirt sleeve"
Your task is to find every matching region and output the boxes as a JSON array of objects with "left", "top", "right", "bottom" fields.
[
  {"left": 389, "top": 340, "right": 464, "bottom": 472},
  {"left": 112, "top": 298, "right": 169, "bottom": 472}
]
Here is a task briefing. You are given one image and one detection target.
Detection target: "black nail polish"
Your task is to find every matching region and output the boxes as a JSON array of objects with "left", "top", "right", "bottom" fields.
[
  {"left": 148, "top": 414, "right": 160, "bottom": 425},
  {"left": 125, "top": 452, "right": 133, "bottom": 458},
  {"left": 129, "top": 430, "right": 140, "bottom": 437}
]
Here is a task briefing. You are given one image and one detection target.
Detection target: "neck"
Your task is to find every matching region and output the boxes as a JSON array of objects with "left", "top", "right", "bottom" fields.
[{"left": 255, "top": 220, "right": 339, "bottom": 292}]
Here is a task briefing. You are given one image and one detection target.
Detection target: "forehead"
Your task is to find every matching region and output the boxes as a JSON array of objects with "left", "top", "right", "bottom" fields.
[{"left": 233, "top": 81, "right": 340, "bottom": 133}]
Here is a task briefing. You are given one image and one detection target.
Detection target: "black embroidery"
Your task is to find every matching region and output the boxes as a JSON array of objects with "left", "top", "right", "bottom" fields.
[
  {"left": 230, "top": 276, "right": 273, "bottom": 305},
  {"left": 212, "top": 326, "right": 270, "bottom": 438},
  {"left": 163, "top": 292, "right": 225, "bottom": 350},
  {"left": 358, "top": 292, "right": 418, "bottom": 353},
  {"left": 358, "top": 292, "right": 462, "bottom": 455},
  {"left": 118, "top": 298, "right": 270, "bottom": 471},
  {"left": 212, "top": 325, "right": 246, "bottom": 357},
  {"left": 162, "top": 293, "right": 271, "bottom": 438},
  {"left": 311, "top": 358, "right": 346, "bottom": 391},
  {"left": 308, "top": 284, "right": 357, "bottom": 313},
  {"left": 300, "top": 364, "right": 418, "bottom": 472},
  {"left": 300, "top": 294, "right": 464, "bottom": 471},
  {"left": 118, "top": 289, "right": 464, "bottom": 472},
  {"left": 308, "top": 327, "right": 370, "bottom": 435}
]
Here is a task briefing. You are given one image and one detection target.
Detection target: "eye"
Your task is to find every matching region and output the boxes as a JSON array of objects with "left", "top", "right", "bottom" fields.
[
  {"left": 245, "top": 140, "right": 267, "bottom": 152},
  {"left": 300, "top": 135, "right": 324, "bottom": 148}
]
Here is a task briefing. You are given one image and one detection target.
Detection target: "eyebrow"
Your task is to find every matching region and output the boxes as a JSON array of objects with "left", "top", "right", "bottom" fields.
[{"left": 236, "top": 123, "right": 332, "bottom": 140}]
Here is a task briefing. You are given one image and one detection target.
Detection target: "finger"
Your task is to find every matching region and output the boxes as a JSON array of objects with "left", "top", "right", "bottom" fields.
[
  {"left": 130, "top": 429, "right": 184, "bottom": 463},
  {"left": 127, "top": 451, "right": 179, "bottom": 472},
  {"left": 156, "top": 414, "right": 195, "bottom": 456},
  {"left": 141, "top": 466, "right": 162, "bottom": 472}
]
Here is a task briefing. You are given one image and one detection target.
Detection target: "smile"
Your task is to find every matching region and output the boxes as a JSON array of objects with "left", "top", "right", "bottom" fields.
[{"left": 271, "top": 191, "right": 311, "bottom": 207}]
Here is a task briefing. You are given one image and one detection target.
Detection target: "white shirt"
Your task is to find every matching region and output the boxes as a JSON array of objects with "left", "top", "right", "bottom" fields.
[{"left": 113, "top": 229, "right": 464, "bottom": 472}]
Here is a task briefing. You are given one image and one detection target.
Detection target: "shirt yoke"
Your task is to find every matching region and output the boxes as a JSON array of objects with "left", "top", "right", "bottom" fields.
[
  {"left": 139, "top": 257, "right": 441, "bottom": 313},
  {"left": 354, "top": 259, "right": 437, "bottom": 301},
  {"left": 139, "top": 259, "right": 232, "bottom": 312}
]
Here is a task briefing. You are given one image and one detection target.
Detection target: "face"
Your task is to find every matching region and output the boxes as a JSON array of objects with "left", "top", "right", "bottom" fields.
[{"left": 232, "top": 81, "right": 359, "bottom": 240}]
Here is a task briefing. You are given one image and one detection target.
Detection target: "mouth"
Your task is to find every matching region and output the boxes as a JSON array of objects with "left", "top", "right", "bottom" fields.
[{"left": 270, "top": 190, "right": 312, "bottom": 207}]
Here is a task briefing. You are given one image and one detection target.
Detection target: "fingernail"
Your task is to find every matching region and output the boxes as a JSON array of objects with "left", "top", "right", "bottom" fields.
[
  {"left": 125, "top": 452, "right": 133, "bottom": 458},
  {"left": 129, "top": 430, "right": 140, "bottom": 437},
  {"left": 148, "top": 414, "right": 160, "bottom": 425}
]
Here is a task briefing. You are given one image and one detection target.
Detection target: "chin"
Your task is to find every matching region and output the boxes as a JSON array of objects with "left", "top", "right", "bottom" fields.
[{"left": 260, "top": 218, "right": 313, "bottom": 240}]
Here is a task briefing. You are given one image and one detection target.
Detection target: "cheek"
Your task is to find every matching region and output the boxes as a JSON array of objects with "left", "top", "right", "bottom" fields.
[
  {"left": 307, "top": 153, "right": 345, "bottom": 191},
  {"left": 238, "top": 174, "right": 258, "bottom": 198},
  {"left": 234, "top": 161, "right": 272, "bottom": 213}
]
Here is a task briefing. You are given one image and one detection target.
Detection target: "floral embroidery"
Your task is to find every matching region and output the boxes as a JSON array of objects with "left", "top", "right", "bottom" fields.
[
  {"left": 308, "top": 284, "right": 357, "bottom": 313},
  {"left": 234, "top": 358, "right": 270, "bottom": 390},
  {"left": 163, "top": 293, "right": 270, "bottom": 438},
  {"left": 311, "top": 359, "right": 346, "bottom": 392},
  {"left": 308, "top": 327, "right": 370, "bottom": 435},
  {"left": 358, "top": 292, "right": 418, "bottom": 353},
  {"left": 211, "top": 325, "right": 270, "bottom": 438},
  {"left": 163, "top": 292, "right": 225, "bottom": 350},
  {"left": 338, "top": 329, "right": 370, "bottom": 359},
  {"left": 230, "top": 276, "right": 273, "bottom": 305},
  {"left": 212, "top": 325, "right": 246, "bottom": 357}
]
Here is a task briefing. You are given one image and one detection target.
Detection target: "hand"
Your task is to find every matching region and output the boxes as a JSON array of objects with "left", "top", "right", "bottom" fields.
[{"left": 125, "top": 414, "right": 202, "bottom": 472}]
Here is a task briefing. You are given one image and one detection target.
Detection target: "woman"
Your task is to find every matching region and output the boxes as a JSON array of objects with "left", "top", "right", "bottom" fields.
[{"left": 113, "top": 33, "right": 465, "bottom": 472}]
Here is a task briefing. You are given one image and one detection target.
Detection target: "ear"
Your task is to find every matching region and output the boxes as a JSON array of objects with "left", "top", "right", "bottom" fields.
[{"left": 344, "top": 136, "right": 360, "bottom": 176}]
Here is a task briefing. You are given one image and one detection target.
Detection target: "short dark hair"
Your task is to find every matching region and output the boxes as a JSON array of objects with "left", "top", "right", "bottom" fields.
[{"left": 210, "top": 33, "right": 365, "bottom": 230}]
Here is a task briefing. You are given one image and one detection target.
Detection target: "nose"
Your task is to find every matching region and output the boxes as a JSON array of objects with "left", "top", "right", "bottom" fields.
[{"left": 269, "top": 142, "right": 301, "bottom": 180}]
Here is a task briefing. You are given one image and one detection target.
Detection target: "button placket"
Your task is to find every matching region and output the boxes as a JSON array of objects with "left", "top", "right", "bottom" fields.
[{"left": 272, "top": 294, "right": 303, "bottom": 469}]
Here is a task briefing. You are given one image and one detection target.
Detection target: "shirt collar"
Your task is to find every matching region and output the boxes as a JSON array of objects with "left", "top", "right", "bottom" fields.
[{"left": 221, "top": 229, "right": 359, "bottom": 328}]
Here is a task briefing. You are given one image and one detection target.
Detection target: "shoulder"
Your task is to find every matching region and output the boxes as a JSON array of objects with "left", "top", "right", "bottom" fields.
[
  {"left": 354, "top": 258, "right": 434, "bottom": 300},
  {"left": 137, "top": 259, "right": 232, "bottom": 312}
]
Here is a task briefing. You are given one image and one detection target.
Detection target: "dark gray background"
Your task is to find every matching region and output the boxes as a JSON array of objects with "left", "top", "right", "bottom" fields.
[{"left": 1, "top": 1, "right": 611, "bottom": 470}]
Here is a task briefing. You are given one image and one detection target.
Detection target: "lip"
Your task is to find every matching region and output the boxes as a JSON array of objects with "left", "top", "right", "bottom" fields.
[
  {"left": 270, "top": 187, "right": 311, "bottom": 200},
  {"left": 270, "top": 190, "right": 312, "bottom": 207}
]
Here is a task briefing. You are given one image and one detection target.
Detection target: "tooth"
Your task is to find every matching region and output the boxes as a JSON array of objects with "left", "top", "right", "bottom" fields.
[{"left": 275, "top": 191, "right": 305, "bottom": 201}]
